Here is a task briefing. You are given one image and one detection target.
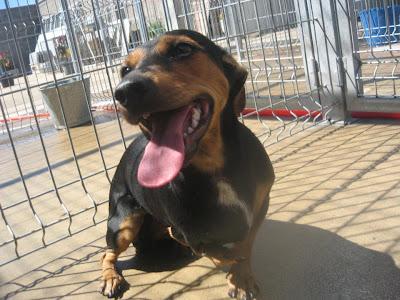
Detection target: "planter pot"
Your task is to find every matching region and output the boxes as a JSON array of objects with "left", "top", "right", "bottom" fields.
[
  {"left": 1, "top": 77, "right": 14, "bottom": 88},
  {"left": 60, "top": 62, "right": 75, "bottom": 75},
  {"left": 40, "top": 75, "right": 91, "bottom": 129}
]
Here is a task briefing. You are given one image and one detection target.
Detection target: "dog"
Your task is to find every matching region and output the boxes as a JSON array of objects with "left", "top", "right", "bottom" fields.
[{"left": 100, "top": 30, "right": 275, "bottom": 300}]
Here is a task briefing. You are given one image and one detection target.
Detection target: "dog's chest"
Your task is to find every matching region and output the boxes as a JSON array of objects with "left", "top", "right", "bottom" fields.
[
  {"left": 175, "top": 178, "right": 252, "bottom": 245},
  {"left": 215, "top": 179, "right": 252, "bottom": 226},
  {"left": 134, "top": 170, "right": 253, "bottom": 245}
]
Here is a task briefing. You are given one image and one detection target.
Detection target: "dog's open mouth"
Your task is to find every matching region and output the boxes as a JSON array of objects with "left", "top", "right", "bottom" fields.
[{"left": 137, "top": 98, "right": 212, "bottom": 188}]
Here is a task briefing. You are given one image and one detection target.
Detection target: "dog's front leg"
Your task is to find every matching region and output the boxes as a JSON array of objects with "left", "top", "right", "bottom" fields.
[
  {"left": 210, "top": 194, "right": 271, "bottom": 300},
  {"left": 208, "top": 239, "right": 259, "bottom": 300},
  {"left": 225, "top": 250, "right": 259, "bottom": 300},
  {"left": 100, "top": 209, "right": 145, "bottom": 298}
]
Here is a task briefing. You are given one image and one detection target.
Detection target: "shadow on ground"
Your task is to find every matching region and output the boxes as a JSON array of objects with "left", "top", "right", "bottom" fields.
[
  {"left": 253, "top": 220, "right": 400, "bottom": 300},
  {"left": 117, "top": 238, "right": 197, "bottom": 273},
  {"left": 3, "top": 219, "right": 399, "bottom": 299}
]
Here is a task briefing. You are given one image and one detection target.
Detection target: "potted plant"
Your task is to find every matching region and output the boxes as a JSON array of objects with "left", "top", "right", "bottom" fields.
[
  {"left": 56, "top": 36, "right": 75, "bottom": 75},
  {"left": 41, "top": 38, "right": 91, "bottom": 129},
  {"left": 40, "top": 75, "right": 92, "bottom": 129},
  {"left": 0, "top": 51, "right": 15, "bottom": 88},
  {"left": 147, "top": 20, "right": 166, "bottom": 39}
]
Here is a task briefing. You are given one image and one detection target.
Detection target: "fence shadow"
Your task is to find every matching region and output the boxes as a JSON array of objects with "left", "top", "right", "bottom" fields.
[{"left": 2, "top": 219, "right": 399, "bottom": 299}]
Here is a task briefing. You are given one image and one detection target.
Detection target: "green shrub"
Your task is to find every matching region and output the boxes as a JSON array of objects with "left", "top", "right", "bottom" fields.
[{"left": 148, "top": 20, "right": 166, "bottom": 39}]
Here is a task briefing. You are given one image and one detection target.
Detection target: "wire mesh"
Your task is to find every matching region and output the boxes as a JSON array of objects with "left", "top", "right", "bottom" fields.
[
  {"left": 0, "top": 0, "right": 333, "bottom": 266},
  {"left": 350, "top": 0, "right": 400, "bottom": 98}
]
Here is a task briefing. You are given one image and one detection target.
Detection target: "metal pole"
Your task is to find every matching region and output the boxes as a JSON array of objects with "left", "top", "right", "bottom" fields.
[
  {"left": 94, "top": 0, "right": 112, "bottom": 66},
  {"left": 134, "top": 0, "right": 149, "bottom": 42},
  {"left": 164, "top": 0, "right": 179, "bottom": 30},
  {"left": 225, "top": 0, "right": 244, "bottom": 60},
  {"left": 295, "top": 0, "right": 349, "bottom": 122},
  {"left": 60, "top": 0, "right": 78, "bottom": 73}
]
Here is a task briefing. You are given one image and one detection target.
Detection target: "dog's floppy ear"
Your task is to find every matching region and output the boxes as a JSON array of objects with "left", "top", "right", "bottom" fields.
[{"left": 222, "top": 53, "right": 248, "bottom": 116}]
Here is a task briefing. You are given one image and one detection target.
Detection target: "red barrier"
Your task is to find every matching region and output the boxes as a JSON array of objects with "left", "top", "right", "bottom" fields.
[
  {"left": 351, "top": 111, "right": 400, "bottom": 120},
  {"left": 0, "top": 113, "right": 50, "bottom": 124},
  {"left": 2, "top": 108, "right": 398, "bottom": 126}
]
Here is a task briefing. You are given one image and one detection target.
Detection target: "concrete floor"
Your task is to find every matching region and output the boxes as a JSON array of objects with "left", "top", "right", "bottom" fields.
[{"left": 1, "top": 118, "right": 400, "bottom": 299}]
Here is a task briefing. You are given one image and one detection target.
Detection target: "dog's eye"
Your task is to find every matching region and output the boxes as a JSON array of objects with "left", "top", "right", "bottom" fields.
[
  {"left": 170, "top": 43, "right": 193, "bottom": 59},
  {"left": 120, "top": 66, "right": 132, "bottom": 77}
]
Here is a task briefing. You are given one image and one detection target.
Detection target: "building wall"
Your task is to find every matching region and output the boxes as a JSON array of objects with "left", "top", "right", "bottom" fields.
[
  {"left": 172, "top": 0, "right": 296, "bottom": 37},
  {"left": 0, "top": 5, "right": 41, "bottom": 74},
  {"left": 38, "top": 0, "right": 61, "bottom": 17}
]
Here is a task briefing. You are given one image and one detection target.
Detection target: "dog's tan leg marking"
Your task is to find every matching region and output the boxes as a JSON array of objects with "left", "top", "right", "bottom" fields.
[
  {"left": 209, "top": 184, "right": 271, "bottom": 300},
  {"left": 100, "top": 212, "right": 144, "bottom": 297}
]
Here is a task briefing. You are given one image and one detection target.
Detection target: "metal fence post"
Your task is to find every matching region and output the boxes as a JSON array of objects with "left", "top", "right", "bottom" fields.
[
  {"left": 225, "top": 0, "right": 244, "bottom": 60},
  {"left": 60, "top": 0, "right": 78, "bottom": 74},
  {"left": 163, "top": 0, "right": 179, "bottom": 30},
  {"left": 332, "top": 0, "right": 360, "bottom": 117},
  {"left": 134, "top": 0, "right": 149, "bottom": 42},
  {"left": 295, "top": 0, "right": 351, "bottom": 122},
  {"left": 94, "top": 0, "right": 111, "bottom": 66}
]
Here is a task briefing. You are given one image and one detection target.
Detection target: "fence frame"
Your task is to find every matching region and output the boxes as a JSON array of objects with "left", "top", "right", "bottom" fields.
[{"left": 344, "top": 0, "right": 400, "bottom": 113}]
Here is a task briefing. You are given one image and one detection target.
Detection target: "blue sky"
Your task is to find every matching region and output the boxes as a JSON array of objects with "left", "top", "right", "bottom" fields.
[{"left": 0, "top": 0, "right": 36, "bottom": 9}]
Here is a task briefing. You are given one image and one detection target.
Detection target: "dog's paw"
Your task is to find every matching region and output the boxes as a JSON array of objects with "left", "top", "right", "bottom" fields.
[
  {"left": 226, "top": 263, "right": 260, "bottom": 300},
  {"left": 99, "top": 268, "right": 128, "bottom": 298}
]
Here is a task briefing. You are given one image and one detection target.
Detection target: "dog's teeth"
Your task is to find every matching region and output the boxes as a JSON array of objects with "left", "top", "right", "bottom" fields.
[
  {"left": 192, "top": 118, "right": 199, "bottom": 128},
  {"left": 196, "top": 105, "right": 203, "bottom": 115},
  {"left": 193, "top": 114, "right": 200, "bottom": 123},
  {"left": 188, "top": 127, "right": 194, "bottom": 134},
  {"left": 143, "top": 113, "right": 150, "bottom": 119},
  {"left": 193, "top": 108, "right": 201, "bottom": 120}
]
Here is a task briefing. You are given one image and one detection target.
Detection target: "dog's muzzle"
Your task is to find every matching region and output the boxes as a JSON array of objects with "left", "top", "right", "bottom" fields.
[{"left": 114, "top": 73, "right": 157, "bottom": 120}]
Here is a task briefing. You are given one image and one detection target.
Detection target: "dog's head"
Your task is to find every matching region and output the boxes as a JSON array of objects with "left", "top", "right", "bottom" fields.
[{"left": 115, "top": 30, "right": 247, "bottom": 188}]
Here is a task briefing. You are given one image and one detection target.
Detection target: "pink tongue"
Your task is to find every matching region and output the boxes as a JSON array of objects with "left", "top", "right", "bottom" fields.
[{"left": 138, "top": 106, "right": 192, "bottom": 188}]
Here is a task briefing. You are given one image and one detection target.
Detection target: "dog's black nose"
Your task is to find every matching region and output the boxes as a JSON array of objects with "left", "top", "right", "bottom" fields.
[{"left": 114, "top": 75, "right": 153, "bottom": 106}]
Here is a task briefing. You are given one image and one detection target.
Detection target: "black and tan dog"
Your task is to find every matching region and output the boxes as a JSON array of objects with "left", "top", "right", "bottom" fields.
[{"left": 100, "top": 30, "right": 274, "bottom": 300}]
